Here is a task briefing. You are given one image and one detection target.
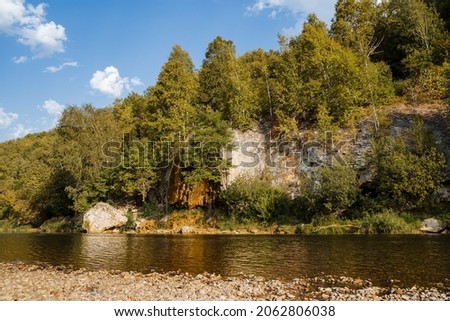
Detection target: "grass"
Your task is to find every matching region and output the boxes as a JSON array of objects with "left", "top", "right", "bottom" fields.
[
  {"left": 39, "top": 217, "right": 74, "bottom": 233},
  {"left": 0, "top": 219, "right": 35, "bottom": 233},
  {"left": 296, "top": 216, "right": 360, "bottom": 235},
  {"left": 216, "top": 218, "right": 262, "bottom": 232},
  {"left": 359, "top": 211, "right": 420, "bottom": 234}
]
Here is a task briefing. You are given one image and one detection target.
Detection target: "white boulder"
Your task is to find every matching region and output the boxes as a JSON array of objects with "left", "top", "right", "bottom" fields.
[{"left": 83, "top": 202, "right": 128, "bottom": 233}]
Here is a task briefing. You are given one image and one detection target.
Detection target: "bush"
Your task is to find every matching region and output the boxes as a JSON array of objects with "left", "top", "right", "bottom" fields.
[
  {"left": 405, "top": 64, "right": 449, "bottom": 105},
  {"left": 121, "top": 210, "right": 136, "bottom": 232},
  {"left": 220, "top": 177, "right": 289, "bottom": 223},
  {"left": 360, "top": 211, "right": 416, "bottom": 234},
  {"left": 0, "top": 219, "right": 34, "bottom": 233},
  {"left": 369, "top": 127, "right": 446, "bottom": 211},
  {"left": 40, "top": 217, "right": 74, "bottom": 233},
  {"left": 140, "top": 201, "right": 164, "bottom": 219},
  {"left": 299, "top": 165, "right": 360, "bottom": 219}
]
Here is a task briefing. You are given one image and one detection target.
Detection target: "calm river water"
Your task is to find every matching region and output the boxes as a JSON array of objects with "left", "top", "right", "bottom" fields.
[{"left": 0, "top": 234, "right": 449, "bottom": 286}]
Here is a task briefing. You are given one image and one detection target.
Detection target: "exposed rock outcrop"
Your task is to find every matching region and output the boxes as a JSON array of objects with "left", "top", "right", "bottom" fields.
[{"left": 162, "top": 103, "right": 450, "bottom": 205}]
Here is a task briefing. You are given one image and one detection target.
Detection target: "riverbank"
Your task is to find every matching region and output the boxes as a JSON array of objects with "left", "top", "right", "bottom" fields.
[
  {"left": 0, "top": 263, "right": 448, "bottom": 301},
  {"left": 2, "top": 206, "right": 450, "bottom": 235}
]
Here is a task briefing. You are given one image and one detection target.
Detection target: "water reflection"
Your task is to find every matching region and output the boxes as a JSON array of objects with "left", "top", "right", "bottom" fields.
[{"left": 0, "top": 233, "right": 449, "bottom": 286}]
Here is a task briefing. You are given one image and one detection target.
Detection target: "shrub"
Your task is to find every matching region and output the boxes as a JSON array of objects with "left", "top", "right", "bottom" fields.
[
  {"left": 359, "top": 211, "right": 416, "bottom": 234},
  {"left": 40, "top": 217, "right": 73, "bottom": 233},
  {"left": 368, "top": 126, "right": 446, "bottom": 211},
  {"left": 121, "top": 210, "right": 136, "bottom": 232},
  {"left": 140, "top": 201, "right": 164, "bottom": 219},
  {"left": 405, "top": 64, "right": 449, "bottom": 105},
  {"left": 299, "top": 165, "right": 360, "bottom": 219},
  {"left": 220, "top": 177, "right": 289, "bottom": 223}
]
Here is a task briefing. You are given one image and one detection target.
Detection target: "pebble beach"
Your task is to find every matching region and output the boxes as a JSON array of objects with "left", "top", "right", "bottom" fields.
[{"left": 0, "top": 263, "right": 448, "bottom": 301}]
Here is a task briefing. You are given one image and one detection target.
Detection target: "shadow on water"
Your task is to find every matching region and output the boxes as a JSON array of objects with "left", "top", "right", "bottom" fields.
[{"left": 0, "top": 233, "right": 449, "bottom": 286}]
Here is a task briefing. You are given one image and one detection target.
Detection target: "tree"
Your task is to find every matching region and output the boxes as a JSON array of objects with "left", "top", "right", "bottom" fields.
[
  {"left": 424, "top": 0, "right": 450, "bottom": 32},
  {"left": 331, "top": 1, "right": 394, "bottom": 130},
  {"left": 56, "top": 105, "right": 127, "bottom": 212},
  {"left": 113, "top": 92, "right": 148, "bottom": 138},
  {"left": 145, "top": 44, "right": 232, "bottom": 207},
  {"left": 0, "top": 132, "right": 73, "bottom": 225},
  {"left": 148, "top": 45, "right": 198, "bottom": 140},
  {"left": 375, "top": 0, "right": 448, "bottom": 78},
  {"left": 278, "top": 15, "right": 363, "bottom": 128},
  {"left": 368, "top": 120, "right": 446, "bottom": 210},
  {"left": 331, "top": 0, "right": 379, "bottom": 58},
  {"left": 198, "top": 36, "right": 256, "bottom": 129}
]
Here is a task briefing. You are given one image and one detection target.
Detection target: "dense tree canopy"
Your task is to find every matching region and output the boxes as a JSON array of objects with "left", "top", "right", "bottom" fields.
[{"left": 1, "top": 0, "right": 449, "bottom": 226}]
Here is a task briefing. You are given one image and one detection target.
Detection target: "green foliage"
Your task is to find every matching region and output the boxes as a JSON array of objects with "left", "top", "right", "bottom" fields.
[
  {"left": 331, "top": 0, "right": 378, "bottom": 57},
  {"left": 281, "top": 15, "right": 363, "bottom": 125},
  {"left": 299, "top": 165, "right": 360, "bottom": 219},
  {"left": 368, "top": 120, "right": 446, "bottom": 210},
  {"left": 0, "top": 131, "right": 72, "bottom": 225},
  {"left": 297, "top": 215, "right": 360, "bottom": 235},
  {"left": 56, "top": 105, "right": 127, "bottom": 212},
  {"left": 375, "top": 0, "right": 449, "bottom": 79},
  {"left": 0, "top": 220, "right": 34, "bottom": 233},
  {"left": 1, "top": 2, "right": 450, "bottom": 231},
  {"left": 40, "top": 217, "right": 74, "bottom": 233},
  {"left": 424, "top": 0, "right": 450, "bottom": 31},
  {"left": 121, "top": 211, "right": 136, "bottom": 232},
  {"left": 198, "top": 37, "right": 258, "bottom": 130},
  {"left": 140, "top": 201, "right": 164, "bottom": 219},
  {"left": 359, "top": 210, "right": 417, "bottom": 234},
  {"left": 220, "top": 177, "right": 289, "bottom": 223},
  {"left": 405, "top": 63, "right": 449, "bottom": 105},
  {"left": 182, "top": 106, "right": 232, "bottom": 185}
]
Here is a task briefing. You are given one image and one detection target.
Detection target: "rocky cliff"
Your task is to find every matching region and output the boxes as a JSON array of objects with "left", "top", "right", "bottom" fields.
[{"left": 170, "top": 103, "right": 450, "bottom": 205}]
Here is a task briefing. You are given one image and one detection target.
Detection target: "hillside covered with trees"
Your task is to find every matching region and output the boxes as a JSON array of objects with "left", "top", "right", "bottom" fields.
[{"left": 1, "top": 0, "right": 449, "bottom": 232}]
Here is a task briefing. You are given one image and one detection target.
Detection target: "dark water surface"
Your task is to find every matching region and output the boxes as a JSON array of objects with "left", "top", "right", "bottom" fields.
[{"left": 0, "top": 233, "right": 449, "bottom": 286}]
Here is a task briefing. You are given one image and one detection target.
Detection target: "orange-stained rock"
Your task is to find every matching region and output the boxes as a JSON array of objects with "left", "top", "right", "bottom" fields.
[{"left": 167, "top": 166, "right": 213, "bottom": 208}]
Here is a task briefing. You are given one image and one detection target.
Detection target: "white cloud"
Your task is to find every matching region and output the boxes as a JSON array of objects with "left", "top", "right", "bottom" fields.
[
  {"left": 89, "top": 66, "right": 142, "bottom": 98},
  {"left": 247, "top": 0, "right": 336, "bottom": 34},
  {"left": 42, "top": 99, "right": 64, "bottom": 115},
  {"left": 0, "top": 0, "right": 67, "bottom": 58},
  {"left": 45, "top": 61, "right": 78, "bottom": 73},
  {"left": 12, "top": 55, "right": 27, "bottom": 63},
  {"left": 0, "top": 107, "right": 18, "bottom": 128},
  {"left": 10, "top": 123, "right": 32, "bottom": 139}
]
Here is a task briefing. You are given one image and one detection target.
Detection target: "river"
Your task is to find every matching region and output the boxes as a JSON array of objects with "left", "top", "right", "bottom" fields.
[{"left": 0, "top": 233, "right": 448, "bottom": 287}]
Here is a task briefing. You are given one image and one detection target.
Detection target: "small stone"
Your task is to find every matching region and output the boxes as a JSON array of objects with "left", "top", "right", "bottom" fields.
[
  {"left": 179, "top": 226, "right": 194, "bottom": 234},
  {"left": 353, "top": 278, "right": 364, "bottom": 287}
]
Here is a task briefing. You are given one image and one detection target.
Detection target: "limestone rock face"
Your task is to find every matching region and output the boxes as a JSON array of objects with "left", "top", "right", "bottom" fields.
[
  {"left": 83, "top": 202, "right": 128, "bottom": 233},
  {"left": 420, "top": 218, "right": 448, "bottom": 233}
]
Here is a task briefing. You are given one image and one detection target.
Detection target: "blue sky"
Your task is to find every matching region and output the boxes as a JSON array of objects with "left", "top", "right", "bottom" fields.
[{"left": 0, "top": 0, "right": 336, "bottom": 142}]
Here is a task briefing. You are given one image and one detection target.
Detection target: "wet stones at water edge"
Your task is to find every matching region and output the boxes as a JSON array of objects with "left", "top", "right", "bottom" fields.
[
  {"left": 420, "top": 218, "right": 448, "bottom": 234},
  {"left": 82, "top": 202, "right": 128, "bottom": 233}
]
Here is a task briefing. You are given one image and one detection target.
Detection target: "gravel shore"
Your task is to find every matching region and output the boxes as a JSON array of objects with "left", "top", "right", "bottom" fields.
[{"left": 0, "top": 263, "right": 448, "bottom": 301}]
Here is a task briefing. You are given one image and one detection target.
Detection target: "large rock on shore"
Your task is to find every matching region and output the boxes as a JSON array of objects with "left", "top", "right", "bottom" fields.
[
  {"left": 82, "top": 202, "right": 128, "bottom": 233},
  {"left": 420, "top": 218, "right": 447, "bottom": 233}
]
